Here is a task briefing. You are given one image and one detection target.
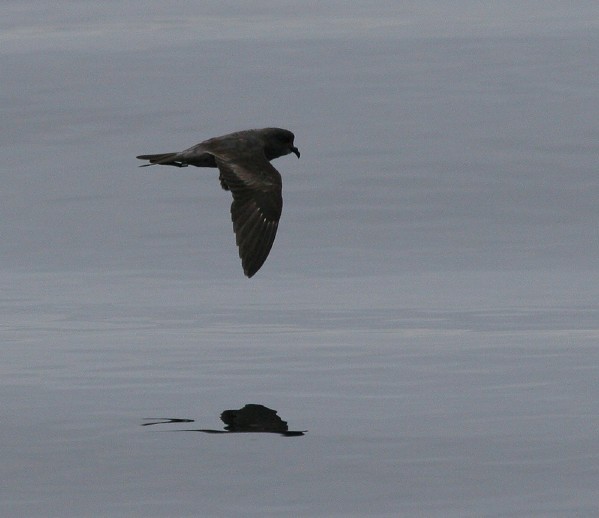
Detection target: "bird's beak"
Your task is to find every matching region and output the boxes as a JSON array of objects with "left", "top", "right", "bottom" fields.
[{"left": 291, "top": 146, "right": 300, "bottom": 158}]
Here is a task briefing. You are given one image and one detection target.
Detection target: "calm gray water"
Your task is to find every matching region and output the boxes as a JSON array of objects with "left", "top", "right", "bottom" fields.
[{"left": 2, "top": 2, "right": 599, "bottom": 516}]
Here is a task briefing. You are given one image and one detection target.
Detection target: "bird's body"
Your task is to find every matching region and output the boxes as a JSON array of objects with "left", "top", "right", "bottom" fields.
[{"left": 137, "top": 128, "right": 299, "bottom": 277}]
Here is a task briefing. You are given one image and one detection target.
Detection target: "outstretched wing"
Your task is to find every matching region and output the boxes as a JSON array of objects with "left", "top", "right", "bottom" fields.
[{"left": 215, "top": 157, "right": 282, "bottom": 277}]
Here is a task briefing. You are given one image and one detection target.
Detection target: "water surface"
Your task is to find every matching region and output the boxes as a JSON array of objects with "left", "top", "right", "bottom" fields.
[{"left": 2, "top": 2, "right": 599, "bottom": 516}]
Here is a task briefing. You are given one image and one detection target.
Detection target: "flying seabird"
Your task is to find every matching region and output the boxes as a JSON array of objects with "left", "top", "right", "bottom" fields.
[{"left": 137, "top": 128, "right": 300, "bottom": 278}]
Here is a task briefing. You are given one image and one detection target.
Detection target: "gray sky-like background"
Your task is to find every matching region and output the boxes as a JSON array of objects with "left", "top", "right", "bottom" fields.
[{"left": 3, "top": 1, "right": 598, "bottom": 277}]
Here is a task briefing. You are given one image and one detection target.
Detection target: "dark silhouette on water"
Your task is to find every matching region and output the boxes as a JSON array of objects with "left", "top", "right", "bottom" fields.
[
  {"left": 142, "top": 404, "right": 306, "bottom": 437},
  {"left": 137, "top": 128, "right": 300, "bottom": 278},
  {"left": 141, "top": 418, "right": 194, "bottom": 427}
]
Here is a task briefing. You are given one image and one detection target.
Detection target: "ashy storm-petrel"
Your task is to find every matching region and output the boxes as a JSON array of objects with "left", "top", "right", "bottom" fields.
[{"left": 137, "top": 128, "right": 300, "bottom": 278}]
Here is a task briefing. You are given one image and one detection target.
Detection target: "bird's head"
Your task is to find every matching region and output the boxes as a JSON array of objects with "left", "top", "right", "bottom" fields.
[{"left": 262, "top": 128, "right": 300, "bottom": 160}]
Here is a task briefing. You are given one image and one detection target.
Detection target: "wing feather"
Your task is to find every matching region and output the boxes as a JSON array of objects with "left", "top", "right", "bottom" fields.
[{"left": 215, "top": 157, "right": 283, "bottom": 277}]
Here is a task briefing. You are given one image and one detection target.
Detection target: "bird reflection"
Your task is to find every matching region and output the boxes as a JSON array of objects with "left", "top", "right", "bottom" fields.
[
  {"left": 142, "top": 404, "right": 306, "bottom": 437},
  {"left": 141, "top": 418, "right": 194, "bottom": 427}
]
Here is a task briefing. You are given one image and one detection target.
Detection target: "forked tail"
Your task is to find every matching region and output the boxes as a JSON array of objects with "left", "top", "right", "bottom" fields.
[{"left": 136, "top": 153, "right": 188, "bottom": 168}]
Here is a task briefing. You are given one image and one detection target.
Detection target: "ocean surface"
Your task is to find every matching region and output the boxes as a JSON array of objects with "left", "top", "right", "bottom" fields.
[{"left": 2, "top": 2, "right": 599, "bottom": 516}]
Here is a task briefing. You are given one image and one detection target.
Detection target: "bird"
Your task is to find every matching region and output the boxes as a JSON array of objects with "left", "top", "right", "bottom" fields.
[{"left": 137, "top": 128, "right": 300, "bottom": 278}]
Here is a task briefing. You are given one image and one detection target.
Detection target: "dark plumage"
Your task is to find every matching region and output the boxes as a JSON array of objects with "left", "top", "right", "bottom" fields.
[{"left": 137, "top": 128, "right": 300, "bottom": 277}]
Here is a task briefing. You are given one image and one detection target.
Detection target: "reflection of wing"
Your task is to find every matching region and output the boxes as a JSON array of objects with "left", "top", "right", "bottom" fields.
[
  {"left": 215, "top": 158, "right": 283, "bottom": 278},
  {"left": 220, "top": 404, "right": 288, "bottom": 432}
]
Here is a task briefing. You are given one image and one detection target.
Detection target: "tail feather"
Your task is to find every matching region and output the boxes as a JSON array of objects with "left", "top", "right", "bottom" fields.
[{"left": 136, "top": 153, "right": 188, "bottom": 167}]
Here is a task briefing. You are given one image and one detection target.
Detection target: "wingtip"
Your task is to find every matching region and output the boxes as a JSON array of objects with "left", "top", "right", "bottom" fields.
[{"left": 243, "top": 267, "right": 257, "bottom": 278}]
